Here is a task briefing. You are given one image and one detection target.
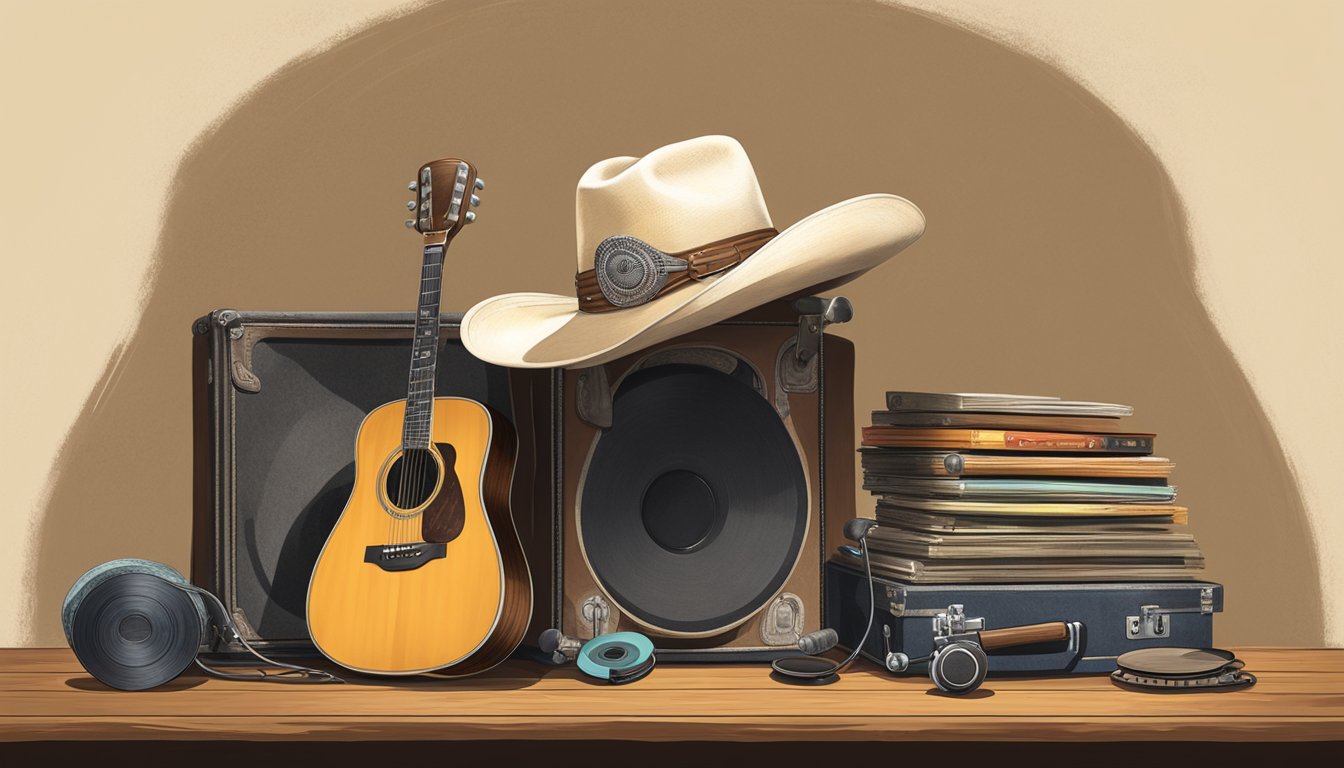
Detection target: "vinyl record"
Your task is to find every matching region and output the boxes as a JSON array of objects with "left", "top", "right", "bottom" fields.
[
  {"left": 1116, "top": 647, "right": 1237, "bottom": 678},
  {"left": 579, "top": 363, "right": 809, "bottom": 635},
  {"left": 1112, "top": 647, "right": 1256, "bottom": 692},
  {"left": 577, "top": 632, "right": 656, "bottom": 684},
  {"left": 63, "top": 559, "right": 208, "bottom": 691}
]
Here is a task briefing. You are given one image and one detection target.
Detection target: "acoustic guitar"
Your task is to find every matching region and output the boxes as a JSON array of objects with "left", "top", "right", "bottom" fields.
[{"left": 306, "top": 159, "right": 531, "bottom": 676}]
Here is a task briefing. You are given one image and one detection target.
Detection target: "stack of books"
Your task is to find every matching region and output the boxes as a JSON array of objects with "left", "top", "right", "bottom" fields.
[{"left": 857, "top": 392, "right": 1204, "bottom": 583}]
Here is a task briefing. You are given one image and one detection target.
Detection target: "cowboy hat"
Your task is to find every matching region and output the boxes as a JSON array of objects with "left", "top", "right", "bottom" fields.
[{"left": 461, "top": 135, "right": 924, "bottom": 369}]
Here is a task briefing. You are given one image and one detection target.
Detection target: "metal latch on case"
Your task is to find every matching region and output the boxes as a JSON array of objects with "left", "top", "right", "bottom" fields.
[
  {"left": 580, "top": 595, "right": 611, "bottom": 638},
  {"left": 1126, "top": 587, "right": 1215, "bottom": 639},
  {"left": 778, "top": 296, "right": 852, "bottom": 394}
]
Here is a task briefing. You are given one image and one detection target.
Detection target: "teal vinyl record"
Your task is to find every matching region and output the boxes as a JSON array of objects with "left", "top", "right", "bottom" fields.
[{"left": 577, "top": 632, "right": 656, "bottom": 684}]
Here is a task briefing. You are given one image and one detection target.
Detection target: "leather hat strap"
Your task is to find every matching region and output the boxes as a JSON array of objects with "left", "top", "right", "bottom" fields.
[{"left": 575, "top": 228, "right": 778, "bottom": 313}]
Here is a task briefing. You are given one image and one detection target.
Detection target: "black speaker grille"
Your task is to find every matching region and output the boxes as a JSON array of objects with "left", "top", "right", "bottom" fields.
[{"left": 227, "top": 335, "right": 511, "bottom": 641}]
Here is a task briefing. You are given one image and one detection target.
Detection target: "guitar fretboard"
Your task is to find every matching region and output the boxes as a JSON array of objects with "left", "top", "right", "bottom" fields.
[{"left": 402, "top": 243, "right": 445, "bottom": 449}]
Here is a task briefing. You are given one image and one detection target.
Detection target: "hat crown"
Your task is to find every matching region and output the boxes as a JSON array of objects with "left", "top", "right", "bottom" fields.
[{"left": 575, "top": 135, "right": 774, "bottom": 271}]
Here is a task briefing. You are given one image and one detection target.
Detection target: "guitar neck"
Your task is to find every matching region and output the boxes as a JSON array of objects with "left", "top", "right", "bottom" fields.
[{"left": 402, "top": 234, "right": 448, "bottom": 450}]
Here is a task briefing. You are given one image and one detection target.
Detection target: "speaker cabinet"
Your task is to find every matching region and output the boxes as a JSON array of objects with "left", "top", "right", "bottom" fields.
[
  {"left": 542, "top": 300, "right": 854, "bottom": 660},
  {"left": 191, "top": 310, "right": 553, "bottom": 653}
]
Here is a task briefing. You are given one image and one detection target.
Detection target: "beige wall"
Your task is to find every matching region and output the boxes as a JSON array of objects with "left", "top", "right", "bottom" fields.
[{"left": 1, "top": 0, "right": 1339, "bottom": 647}]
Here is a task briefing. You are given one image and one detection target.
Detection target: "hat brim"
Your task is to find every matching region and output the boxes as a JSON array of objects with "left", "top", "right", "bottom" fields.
[{"left": 461, "top": 194, "right": 925, "bottom": 369}]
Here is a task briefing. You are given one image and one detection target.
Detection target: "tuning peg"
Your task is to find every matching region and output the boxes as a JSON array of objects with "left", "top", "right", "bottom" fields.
[
  {"left": 465, "top": 211, "right": 477, "bottom": 223},
  {"left": 474, "top": 178, "right": 485, "bottom": 191},
  {"left": 405, "top": 200, "right": 416, "bottom": 210},
  {"left": 407, "top": 181, "right": 418, "bottom": 191},
  {"left": 470, "top": 194, "right": 481, "bottom": 206},
  {"left": 404, "top": 219, "right": 416, "bottom": 229}
]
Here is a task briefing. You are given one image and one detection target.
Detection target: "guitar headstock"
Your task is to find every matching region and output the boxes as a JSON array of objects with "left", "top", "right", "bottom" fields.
[{"left": 404, "top": 158, "right": 484, "bottom": 238}]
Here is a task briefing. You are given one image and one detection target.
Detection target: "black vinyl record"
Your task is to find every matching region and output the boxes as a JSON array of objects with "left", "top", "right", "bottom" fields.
[
  {"left": 579, "top": 363, "right": 809, "bottom": 635},
  {"left": 69, "top": 573, "right": 204, "bottom": 691}
]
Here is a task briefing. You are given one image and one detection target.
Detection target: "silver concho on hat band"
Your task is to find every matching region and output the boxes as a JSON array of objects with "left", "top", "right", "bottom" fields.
[{"left": 593, "top": 235, "right": 690, "bottom": 308}]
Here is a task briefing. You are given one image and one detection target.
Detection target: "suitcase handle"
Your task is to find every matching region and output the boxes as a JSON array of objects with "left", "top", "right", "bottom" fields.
[{"left": 979, "top": 621, "right": 1070, "bottom": 651}]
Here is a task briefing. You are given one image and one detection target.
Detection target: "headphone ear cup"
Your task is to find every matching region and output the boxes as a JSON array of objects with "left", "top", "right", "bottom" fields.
[{"left": 929, "top": 640, "right": 988, "bottom": 694}]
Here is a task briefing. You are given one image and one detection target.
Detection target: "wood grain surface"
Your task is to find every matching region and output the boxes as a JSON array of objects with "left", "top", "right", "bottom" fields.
[{"left": 0, "top": 648, "right": 1339, "bottom": 742}]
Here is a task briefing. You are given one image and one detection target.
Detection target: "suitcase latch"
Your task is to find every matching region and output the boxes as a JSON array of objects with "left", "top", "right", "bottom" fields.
[
  {"left": 1126, "top": 588, "right": 1214, "bottom": 640},
  {"left": 777, "top": 296, "right": 852, "bottom": 395},
  {"left": 580, "top": 594, "right": 612, "bottom": 639}
]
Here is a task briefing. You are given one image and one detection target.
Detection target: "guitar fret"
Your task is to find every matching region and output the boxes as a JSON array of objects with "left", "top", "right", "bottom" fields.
[{"left": 402, "top": 242, "right": 448, "bottom": 448}]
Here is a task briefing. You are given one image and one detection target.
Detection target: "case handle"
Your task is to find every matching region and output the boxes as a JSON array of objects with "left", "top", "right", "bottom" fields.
[{"left": 979, "top": 621, "right": 1070, "bottom": 651}]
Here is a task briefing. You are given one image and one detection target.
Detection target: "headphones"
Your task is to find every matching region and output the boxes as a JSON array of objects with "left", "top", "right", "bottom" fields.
[{"left": 881, "top": 607, "right": 1075, "bottom": 694}]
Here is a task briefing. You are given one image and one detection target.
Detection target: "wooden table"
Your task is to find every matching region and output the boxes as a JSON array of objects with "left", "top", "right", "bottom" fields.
[{"left": 1, "top": 648, "right": 1340, "bottom": 757}]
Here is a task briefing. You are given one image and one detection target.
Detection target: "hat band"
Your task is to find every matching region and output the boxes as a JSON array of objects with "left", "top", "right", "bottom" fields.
[{"left": 575, "top": 228, "right": 777, "bottom": 313}]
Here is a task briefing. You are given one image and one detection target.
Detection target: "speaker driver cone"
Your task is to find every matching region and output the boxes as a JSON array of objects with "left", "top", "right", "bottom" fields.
[{"left": 579, "top": 363, "right": 808, "bottom": 636}]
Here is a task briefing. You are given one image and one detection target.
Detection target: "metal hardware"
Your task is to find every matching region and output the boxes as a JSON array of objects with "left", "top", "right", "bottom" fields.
[
  {"left": 470, "top": 194, "right": 481, "bottom": 206},
  {"left": 580, "top": 595, "right": 611, "bottom": 638},
  {"left": 882, "top": 624, "right": 912, "bottom": 672},
  {"left": 760, "top": 593, "right": 804, "bottom": 646},
  {"left": 405, "top": 200, "right": 416, "bottom": 210},
  {"left": 886, "top": 585, "right": 906, "bottom": 617},
  {"left": 474, "top": 177, "right": 485, "bottom": 190},
  {"left": 408, "top": 181, "right": 418, "bottom": 191},
  {"left": 465, "top": 211, "right": 476, "bottom": 223},
  {"left": 404, "top": 219, "right": 416, "bottom": 229},
  {"left": 933, "top": 604, "right": 985, "bottom": 639},
  {"left": 574, "top": 364, "right": 613, "bottom": 430},
  {"left": 776, "top": 296, "right": 851, "bottom": 396},
  {"left": 1126, "top": 589, "right": 1215, "bottom": 639},
  {"left": 793, "top": 296, "right": 852, "bottom": 365}
]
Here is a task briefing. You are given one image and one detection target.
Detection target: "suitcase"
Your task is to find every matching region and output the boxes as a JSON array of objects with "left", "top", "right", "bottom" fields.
[
  {"left": 826, "top": 560, "right": 1222, "bottom": 675},
  {"left": 191, "top": 310, "right": 556, "bottom": 654}
]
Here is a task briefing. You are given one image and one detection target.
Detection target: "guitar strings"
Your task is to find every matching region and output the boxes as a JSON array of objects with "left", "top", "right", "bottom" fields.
[{"left": 388, "top": 247, "right": 443, "bottom": 544}]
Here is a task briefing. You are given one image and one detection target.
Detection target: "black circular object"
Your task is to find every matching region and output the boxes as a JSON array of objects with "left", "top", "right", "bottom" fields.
[
  {"left": 930, "top": 641, "right": 988, "bottom": 693},
  {"left": 771, "top": 655, "right": 841, "bottom": 684},
  {"left": 579, "top": 363, "right": 809, "bottom": 635},
  {"left": 69, "top": 573, "right": 203, "bottom": 691},
  {"left": 1111, "top": 647, "right": 1256, "bottom": 692},
  {"left": 642, "top": 470, "right": 718, "bottom": 552},
  {"left": 1116, "top": 647, "right": 1237, "bottom": 677}
]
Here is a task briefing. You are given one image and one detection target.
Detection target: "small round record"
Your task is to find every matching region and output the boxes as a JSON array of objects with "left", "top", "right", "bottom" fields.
[
  {"left": 1116, "top": 647, "right": 1237, "bottom": 678},
  {"left": 577, "top": 632, "right": 656, "bottom": 685},
  {"left": 770, "top": 655, "right": 840, "bottom": 685},
  {"left": 1112, "top": 647, "right": 1256, "bottom": 692}
]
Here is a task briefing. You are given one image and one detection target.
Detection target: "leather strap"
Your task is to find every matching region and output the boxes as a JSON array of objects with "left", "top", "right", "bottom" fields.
[{"left": 576, "top": 228, "right": 778, "bottom": 313}]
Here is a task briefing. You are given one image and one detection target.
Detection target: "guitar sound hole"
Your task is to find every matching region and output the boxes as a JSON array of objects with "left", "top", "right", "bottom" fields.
[{"left": 384, "top": 448, "right": 440, "bottom": 511}]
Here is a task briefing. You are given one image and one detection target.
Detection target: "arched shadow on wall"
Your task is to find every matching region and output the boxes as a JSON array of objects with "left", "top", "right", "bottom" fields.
[{"left": 28, "top": 0, "right": 1319, "bottom": 645}]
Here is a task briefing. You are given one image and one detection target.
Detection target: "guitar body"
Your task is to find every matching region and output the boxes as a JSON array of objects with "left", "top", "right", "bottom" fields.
[{"left": 306, "top": 396, "right": 531, "bottom": 675}]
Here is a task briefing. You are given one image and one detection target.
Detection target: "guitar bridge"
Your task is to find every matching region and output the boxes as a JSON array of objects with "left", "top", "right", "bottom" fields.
[{"left": 363, "top": 542, "right": 447, "bottom": 572}]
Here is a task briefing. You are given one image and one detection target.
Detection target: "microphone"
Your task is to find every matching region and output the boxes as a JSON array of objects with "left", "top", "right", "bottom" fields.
[
  {"left": 844, "top": 517, "right": 877, "bottom": 542},
  {"left": 538, "top": 628, "right": 583, "bottom": 663},
  {"left": 797, "top": 628, "right": 838, "bottom": 655}
]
